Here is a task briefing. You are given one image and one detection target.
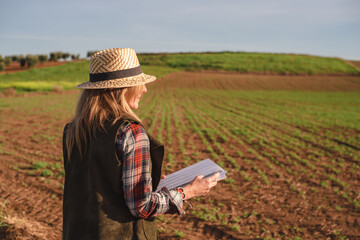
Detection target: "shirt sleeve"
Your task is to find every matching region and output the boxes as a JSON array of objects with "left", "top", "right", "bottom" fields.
[{"left": 116, "top": 122, "right": 185, "bottom": 218}]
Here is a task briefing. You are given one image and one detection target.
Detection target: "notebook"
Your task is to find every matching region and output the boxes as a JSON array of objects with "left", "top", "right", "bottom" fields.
[{"left": 156, "top": 158, "right": 227, "bottom": 191}]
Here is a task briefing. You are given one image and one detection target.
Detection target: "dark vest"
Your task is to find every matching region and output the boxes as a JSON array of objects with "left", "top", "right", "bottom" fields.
[{"left": 62, "top": 118, "right": 164, "bottom": 240}]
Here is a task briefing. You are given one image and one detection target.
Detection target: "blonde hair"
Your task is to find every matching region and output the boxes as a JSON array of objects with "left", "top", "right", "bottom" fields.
[{"left": 65, "top": 85, "right": 144, "bottom": 161}]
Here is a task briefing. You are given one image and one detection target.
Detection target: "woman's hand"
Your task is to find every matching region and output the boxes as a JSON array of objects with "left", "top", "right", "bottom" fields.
[{"left": 182, "top": 172, "right": 219, "bottom": 200}]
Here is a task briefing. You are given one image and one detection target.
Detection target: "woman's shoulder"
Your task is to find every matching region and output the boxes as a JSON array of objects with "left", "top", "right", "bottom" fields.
[{"left": 118, "top": 120, "right": 147, "bottom": 140}]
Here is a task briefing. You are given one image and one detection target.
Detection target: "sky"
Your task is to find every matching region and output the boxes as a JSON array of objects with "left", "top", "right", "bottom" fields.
[{"left": 0, "top": 0, "right": 360, "bottom": 60}]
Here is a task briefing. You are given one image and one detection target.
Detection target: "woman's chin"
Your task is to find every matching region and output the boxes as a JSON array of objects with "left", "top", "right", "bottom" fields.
[
  {"left": 130, "top": 103, "right": 139, "bottom": 110},
  {"left": 129, "top": 98, "right": 141, "bottom": 110}
]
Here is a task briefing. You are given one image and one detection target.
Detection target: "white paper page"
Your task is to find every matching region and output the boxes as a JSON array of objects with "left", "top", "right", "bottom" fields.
[{"left": 156, "top": 158, "right": 226, "bottom": 192}]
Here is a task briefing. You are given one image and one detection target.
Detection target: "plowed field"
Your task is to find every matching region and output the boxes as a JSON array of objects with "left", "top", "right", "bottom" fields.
[{"left": 0, "top": 72, "right": 359, "bottom": 239}]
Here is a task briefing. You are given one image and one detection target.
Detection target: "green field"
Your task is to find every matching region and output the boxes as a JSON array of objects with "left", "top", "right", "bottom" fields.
[
  {"left": 0, "top": 61, "right": 175, "bottom": 92},
  {"left": 138, "top": 52, "right": 359, "bottom": 75}
]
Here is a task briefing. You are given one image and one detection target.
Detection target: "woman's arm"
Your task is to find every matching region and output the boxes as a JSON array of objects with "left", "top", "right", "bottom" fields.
[{"left": 116, "top": 122, "right": 184, "bottom": 218}]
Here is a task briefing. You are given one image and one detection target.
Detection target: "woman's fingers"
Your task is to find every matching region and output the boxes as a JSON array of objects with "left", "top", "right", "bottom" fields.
[
  {"left": 208, "top": 172, "right": 220, "bottom": 182},
  {"left": 186, "top": 173, "right": 220, "bottom": 198},
  {"left": 161, "top": 175, "right": 166, "bottom": 179},
  {"left": 209, "top": 181, "right": 217, "bottom": 188}
]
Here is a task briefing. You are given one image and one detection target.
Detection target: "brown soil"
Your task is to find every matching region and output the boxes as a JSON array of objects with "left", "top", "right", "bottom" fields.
[
  {"left": 0, "top": 71, "right": 359, "bottom": 239},
  {"left": 347, "top": 60, "right": 360, "bottom": 70},
  {"left": 157, "top": 71, "right": 360, "bottom": 91}
]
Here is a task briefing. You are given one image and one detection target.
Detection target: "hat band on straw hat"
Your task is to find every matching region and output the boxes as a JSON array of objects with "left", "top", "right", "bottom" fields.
[{"left": 89, "top": 65, "right": 143, "bottom": 82}]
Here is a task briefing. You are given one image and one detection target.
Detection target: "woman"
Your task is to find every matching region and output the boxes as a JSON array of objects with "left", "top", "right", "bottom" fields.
[{"left": 62, "top": 48, "right": 219, "bottom": 240}]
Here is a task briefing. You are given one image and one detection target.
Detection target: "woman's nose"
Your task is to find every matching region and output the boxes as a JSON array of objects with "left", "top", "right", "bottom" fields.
[{"left": 143, "top": 85, "right": 147, "bottom": 93}]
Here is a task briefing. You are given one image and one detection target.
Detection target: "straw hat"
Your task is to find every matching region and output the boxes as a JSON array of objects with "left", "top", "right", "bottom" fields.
[{"left": 76, "top": 48, "right": 156, "bottom": 89}]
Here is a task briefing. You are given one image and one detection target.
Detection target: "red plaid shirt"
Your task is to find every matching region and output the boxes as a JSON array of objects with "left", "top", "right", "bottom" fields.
[{"left": 116, "top": 122, "right": 184, "bottom": 218}]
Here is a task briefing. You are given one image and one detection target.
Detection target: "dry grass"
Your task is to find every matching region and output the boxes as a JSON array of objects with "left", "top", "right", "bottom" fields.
[
  {"left": 52, "top": 85, "right": 63, "bottom": 93},
  {"left": 2, "top": 87, "right": 16, "bottom": 97}
]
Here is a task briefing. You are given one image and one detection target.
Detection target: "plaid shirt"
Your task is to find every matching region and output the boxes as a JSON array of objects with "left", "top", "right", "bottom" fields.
[{"left": 116, "top": 122, "right": 184, "bottom": 218}]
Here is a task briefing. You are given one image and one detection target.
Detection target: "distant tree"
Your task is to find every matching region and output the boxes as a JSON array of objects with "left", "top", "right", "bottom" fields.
[
  {"left": 0, "top": 55, "right": 4, "bottom": 72},
  {"left": 4, "top": 56, "right": 12, "bottom": 66},
  {"left": 11, "top": 55, "right": 19, "bottom": 62},
  {"left": 26, "top": 54, "right": 39, "bottom": 68},
  {"left": 87, "top": 50, "right": 98, "bottom": 58},
  {"left": 50, "top": 52, "right": 58, "bottom": 61},
  {"left": 56, "top": 51, "right": 63, "bottom": 60},
  {"left": 62, "top": 52, "right": 70, "bottom": 61},
  {"left": 71, "top": 54, "right": 80, "bottom": 60},
  {"left": 38, "top": 54, "right": 48, "bottom": 64},
  {"left": 19, "top": 55, "right": 26, "bottom": 67}
]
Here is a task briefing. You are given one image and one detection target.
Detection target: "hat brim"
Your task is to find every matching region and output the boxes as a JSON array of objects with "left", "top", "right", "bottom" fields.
[{"left": 76, "top": 73, "right": 156, "bottom": 89}]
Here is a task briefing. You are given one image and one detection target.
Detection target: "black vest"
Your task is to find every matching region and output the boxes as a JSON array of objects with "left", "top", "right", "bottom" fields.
[{"left": 62, "top": 118, "right": 164, "bottom": 240}]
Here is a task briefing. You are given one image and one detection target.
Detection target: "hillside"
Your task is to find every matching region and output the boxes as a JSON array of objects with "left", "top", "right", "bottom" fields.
[
  {"left": 0, "top": 52, "right": 359, "bottom": 92},
  {"left": 139, "top": 52, "right": 360, "bottom": 75}
]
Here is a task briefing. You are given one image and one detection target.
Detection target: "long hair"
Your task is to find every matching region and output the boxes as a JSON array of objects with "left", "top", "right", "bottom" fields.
[{"left": 65, "top": 85, "right": 144, "bottom": 161}]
